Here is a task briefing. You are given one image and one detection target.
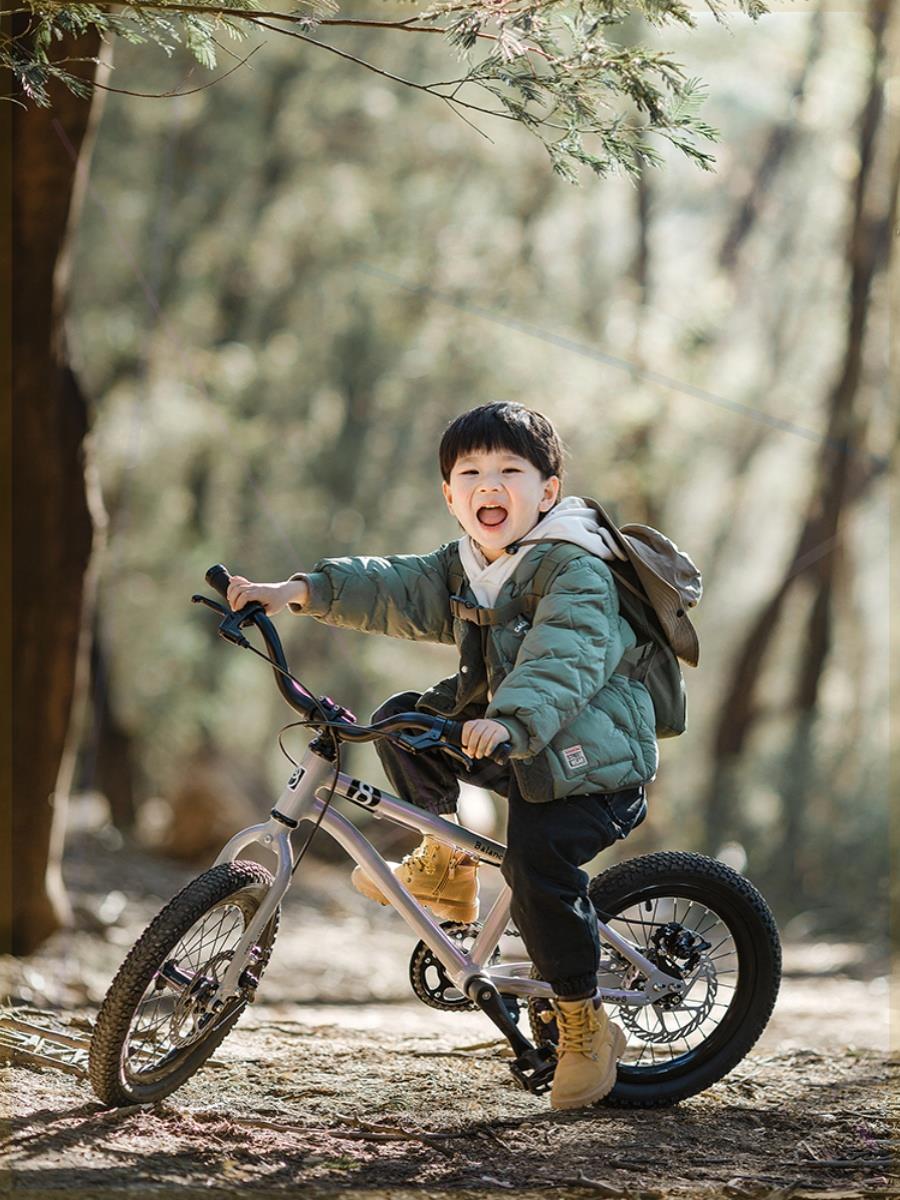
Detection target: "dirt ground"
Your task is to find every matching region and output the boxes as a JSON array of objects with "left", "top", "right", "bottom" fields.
[{"left": 1, "top": 803, "right": 896, "bottom": 1200}]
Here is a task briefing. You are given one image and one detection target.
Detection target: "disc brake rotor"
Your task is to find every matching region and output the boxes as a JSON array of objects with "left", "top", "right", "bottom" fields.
[
  {"left": 619, "top": 955, "right": 719, "bottom": 1043},
  {"left": 528, "top": 913, "right": 724, "bottom": 1048},
  {"left": 168, "top": 950, "right": 233, "bottom": 1045}
]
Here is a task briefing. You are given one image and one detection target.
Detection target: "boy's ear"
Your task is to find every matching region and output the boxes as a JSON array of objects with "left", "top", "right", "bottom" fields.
[
  {"left": 539, "top": 475, "right": 561, "bottom": 512},
  {"left": 442, "top": 480, "right": 455, "bottom": 513}
]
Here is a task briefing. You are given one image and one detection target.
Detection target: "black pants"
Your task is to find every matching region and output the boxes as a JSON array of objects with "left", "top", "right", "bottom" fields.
[{"left": 373, "top": 690, "right": 648, "bottom": 998}]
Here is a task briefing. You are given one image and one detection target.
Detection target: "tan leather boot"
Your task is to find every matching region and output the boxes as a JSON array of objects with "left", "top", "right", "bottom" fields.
[
  {"left": 550, "top": 993, "right": 627, "bottom": 1110},
  {"left": 351, "top": 835, "right": 480, "bottom": 923}
]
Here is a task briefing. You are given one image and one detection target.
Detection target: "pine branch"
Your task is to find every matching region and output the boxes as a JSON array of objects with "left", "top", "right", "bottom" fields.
[{"left": 1, "top": 0, "right": 770, "bottom": 181}]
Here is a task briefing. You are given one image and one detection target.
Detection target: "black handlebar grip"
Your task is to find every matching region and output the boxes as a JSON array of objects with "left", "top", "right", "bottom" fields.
[
  {"left": 205, "top": 564, "right": 232, "bottom": 600},
  {"left": 443, "top": 718, "right": 464, "bottom": 747},
  {"left": 492, "top": 742, "right": 512, "bottom": 767}
]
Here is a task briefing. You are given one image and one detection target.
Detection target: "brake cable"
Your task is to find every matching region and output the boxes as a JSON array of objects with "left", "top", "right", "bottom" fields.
[{"left": 211, "top": 613, "right": 346, "bottom": 875}]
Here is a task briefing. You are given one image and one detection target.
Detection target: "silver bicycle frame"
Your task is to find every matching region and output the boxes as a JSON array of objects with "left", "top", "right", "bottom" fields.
[{"left": 213, "top": 749, "right": 685, "bottom": 1008}]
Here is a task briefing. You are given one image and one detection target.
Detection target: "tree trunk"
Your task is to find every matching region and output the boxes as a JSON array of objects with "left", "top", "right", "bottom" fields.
[
  {"left": 77, "top": 591, "right": 137, "bottom": 832},
  {"left": 717, "top": 5, "right": 825, "bottom": 272},
  {"left": 6, "top": 28, "right": 109, "bottom": 954},
  {"left": 777, "top": 0, "right": 899, "bottom": 874},
  {"left": 702, "top": 0, "right": 897, "bottom": 859}
]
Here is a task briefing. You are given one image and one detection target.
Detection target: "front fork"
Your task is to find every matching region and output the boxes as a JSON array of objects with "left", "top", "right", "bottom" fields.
[{"left": 209, "top": 750, "right": 336, "bottom": 1008}]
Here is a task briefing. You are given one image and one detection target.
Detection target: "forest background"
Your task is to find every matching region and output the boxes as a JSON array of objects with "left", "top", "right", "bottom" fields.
[{"left": 6, "top": 0, "right": 898, "bottom": 961}]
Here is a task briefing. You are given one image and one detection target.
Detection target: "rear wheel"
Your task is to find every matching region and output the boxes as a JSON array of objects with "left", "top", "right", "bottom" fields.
[
  {"left": 89, "top": 861, "right": 278, "bottom": 1107},
  {"left": 527, "top": 851, "right": 781, "bottom": 1108}
]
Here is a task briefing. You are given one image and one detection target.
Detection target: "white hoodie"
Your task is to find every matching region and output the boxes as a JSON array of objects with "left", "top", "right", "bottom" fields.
[{"left": 457, "top": 495, "right": 626, "bottom": 607}]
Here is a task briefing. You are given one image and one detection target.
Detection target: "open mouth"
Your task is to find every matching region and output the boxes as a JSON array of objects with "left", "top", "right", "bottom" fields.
[{"left": 477, "top": 504, "right": 509, "bottom": 530}]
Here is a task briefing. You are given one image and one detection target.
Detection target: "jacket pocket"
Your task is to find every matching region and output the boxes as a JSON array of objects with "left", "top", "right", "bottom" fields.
[
  {"left": 543, "top": 678, "right": 658, "bottom": 795},
  {"left": 548, "top": 705, "right": 634, "bottom": 782}
]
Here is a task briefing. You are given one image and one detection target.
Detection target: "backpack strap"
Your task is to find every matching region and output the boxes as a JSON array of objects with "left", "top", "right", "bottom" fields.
[
  {"left": 514, "top": 537, "right": 654, "bottom": 610},
  {"left": 520, "top": 541, "right": 583, "bottom": 616},
  {"left": 449, "top": 593, "right": 526, "bottom": 626},
  {"left": 446, "top": 549, "right": 467, "bottom": 602}
]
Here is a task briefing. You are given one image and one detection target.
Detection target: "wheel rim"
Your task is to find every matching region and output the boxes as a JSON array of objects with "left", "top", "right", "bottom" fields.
[{"left": 120, "top": 892, "right": 259, "bottom": 1085}]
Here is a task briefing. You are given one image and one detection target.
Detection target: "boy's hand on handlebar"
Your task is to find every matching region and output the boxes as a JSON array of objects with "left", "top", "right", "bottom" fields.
[
  {"left": 462, "top": 718, "right": 510, "bottom": 759},
  {"left": 226, "top": 576, "right": 301, "bottom": 616}
]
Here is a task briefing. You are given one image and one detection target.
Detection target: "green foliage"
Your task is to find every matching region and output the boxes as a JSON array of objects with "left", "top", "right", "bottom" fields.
[
  {"left": 4, "top": 0, "right": 766, "bottom": 179},
  {"left": 4, "top": 0, "right": 264, "bottom": 104}
]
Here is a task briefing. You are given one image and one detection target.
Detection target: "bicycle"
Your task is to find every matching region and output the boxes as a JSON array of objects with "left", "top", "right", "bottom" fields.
[{"left": 89, "top": 565, "right": 782, "bottom": 1109}]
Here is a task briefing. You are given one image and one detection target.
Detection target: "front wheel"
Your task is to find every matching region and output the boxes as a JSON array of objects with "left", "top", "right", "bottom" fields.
[
  {"left": 527, "top": 851, "right": 782, "bottom": 1108},
  {"left": 89, "top": 860, "right": 279, "bottom": 1107}
]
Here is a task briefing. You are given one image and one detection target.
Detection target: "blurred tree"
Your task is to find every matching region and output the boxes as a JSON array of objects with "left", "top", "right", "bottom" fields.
[
  {"left": 702, "top": 0, "right": 897, "bottom": 875},
  {"left": 6, "top": 21, "right": 109, "bottom": 954},
  {"left": 77, "top": 608, "right": 139, "bottom": 831},
  {"left": 716, "top": 6, "right": 825, "bottom": 273}
]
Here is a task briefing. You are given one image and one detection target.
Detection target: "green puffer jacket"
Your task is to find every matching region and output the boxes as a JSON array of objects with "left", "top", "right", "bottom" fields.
[{"left": 289, "top": 539, "right": 658, "bottom": 802}]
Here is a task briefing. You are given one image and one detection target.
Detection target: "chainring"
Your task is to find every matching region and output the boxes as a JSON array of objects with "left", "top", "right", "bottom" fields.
[{"left": 409, "top": 922, "right": 501, "bottom": 1012}]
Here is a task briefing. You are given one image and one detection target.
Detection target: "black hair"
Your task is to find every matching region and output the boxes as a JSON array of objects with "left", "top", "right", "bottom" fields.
[{"left": 438, "top": 402, "right": 565, "bottom": 483}]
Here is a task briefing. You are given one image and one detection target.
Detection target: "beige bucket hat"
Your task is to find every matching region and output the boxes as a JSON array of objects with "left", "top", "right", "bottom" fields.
[{"left": 585, "top": 499, "right": 703, "bottom": 668}]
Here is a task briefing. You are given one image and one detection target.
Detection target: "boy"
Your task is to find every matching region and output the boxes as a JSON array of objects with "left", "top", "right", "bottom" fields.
[{"left": 227, "top": 402, "right": 658, "bottom": 1110}]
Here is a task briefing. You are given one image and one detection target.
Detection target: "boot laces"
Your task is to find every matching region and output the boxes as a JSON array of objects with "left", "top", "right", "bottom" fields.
[
  {"left": 402, "top": 840, "right": 442, "bottom": 877},
  {"left": 556, "top": 1001, "right": 601, "bottom": 1056},
  {"left": 401, "top": 840, "right": 474, "bottom": 879}
]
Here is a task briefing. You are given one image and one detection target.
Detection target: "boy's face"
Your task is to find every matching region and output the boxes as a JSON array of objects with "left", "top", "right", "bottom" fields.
[{"left": 442, "top": 448, "right": 560, "bottom": 563}]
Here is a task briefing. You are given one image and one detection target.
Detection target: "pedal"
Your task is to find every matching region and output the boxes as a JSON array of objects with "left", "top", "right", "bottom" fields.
[{"left": 509, "top": 1044, "right": 557, "bottom": 1094}]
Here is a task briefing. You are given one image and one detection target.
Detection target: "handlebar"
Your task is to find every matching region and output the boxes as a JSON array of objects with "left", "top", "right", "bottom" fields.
[{"left": 194, "top": 563, "right": 512, "bottom": 769}]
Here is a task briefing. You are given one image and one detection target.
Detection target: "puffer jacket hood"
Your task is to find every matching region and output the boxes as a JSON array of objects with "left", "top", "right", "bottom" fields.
[{"left": 459, "top": 495, "right": 625, "bottom": 607}]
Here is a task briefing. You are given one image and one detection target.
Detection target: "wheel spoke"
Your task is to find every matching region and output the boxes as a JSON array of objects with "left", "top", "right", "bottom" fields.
[
  {"left": 705, "top": 932, "right": 733, "bottom": 957},
  {"left": 613, "top": 910, "right": 646, "bottom": 948}
]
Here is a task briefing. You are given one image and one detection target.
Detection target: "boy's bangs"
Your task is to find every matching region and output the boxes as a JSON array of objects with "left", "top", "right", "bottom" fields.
[
  {"left": 439, "top": 403, "right": 564, "bottom": 482},
  {"left": 451, "top": 424, "right": 536, "bottom": 467}
]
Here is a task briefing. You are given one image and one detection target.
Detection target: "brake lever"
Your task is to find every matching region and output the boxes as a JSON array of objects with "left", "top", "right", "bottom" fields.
[
  {"left": 192, "top": 594, "right": 228, "bottom": 614},
  {"left": 442, "top": 743, "right": 481, "bottom": 770},
  {"left": 391, "top": 726, "right": 451, "bottom": 755},
  {"left": 191, "top": 593, "right": 267, "bottom": 647},
  {"left": 391, "top": 731, "right": 478, "bottom": 771},
  {"left": 392, "top": 722, "right": 510, "bottom": 769}
]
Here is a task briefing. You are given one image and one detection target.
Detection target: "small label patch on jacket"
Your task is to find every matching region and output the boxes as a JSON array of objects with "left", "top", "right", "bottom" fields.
[{"left": 562, "top": 744, "right": 588, "bottom": 769}]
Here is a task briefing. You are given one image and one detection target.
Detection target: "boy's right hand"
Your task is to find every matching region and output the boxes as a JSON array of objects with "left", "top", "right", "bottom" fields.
[{"left": 226, "top": 575, "right": 307, "bottom": 616}]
